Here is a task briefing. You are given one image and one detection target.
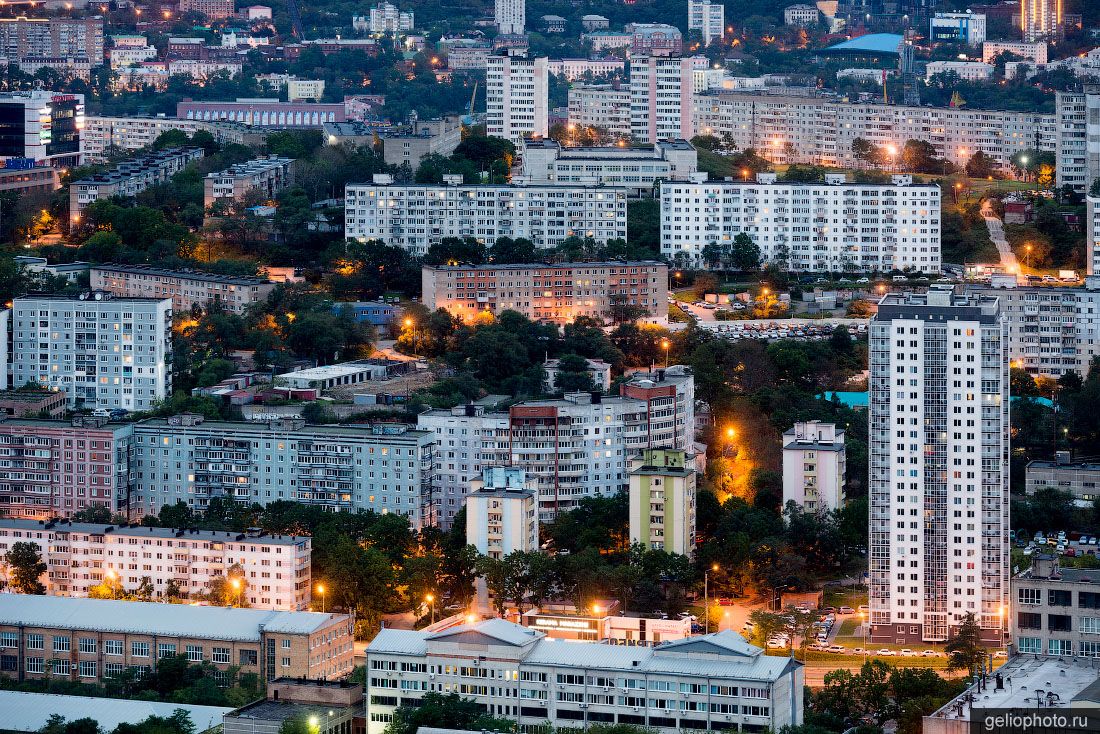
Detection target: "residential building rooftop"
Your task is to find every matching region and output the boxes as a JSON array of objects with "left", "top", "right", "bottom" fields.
[
  {"left": 0, "top": 518, "right": 308, "bottom": 546},
  {"left": 91, "top": 263, "right": 269, "bottom": 286},
  {"left": 0, "top": 691, "right": 232, "bottom": 733}
]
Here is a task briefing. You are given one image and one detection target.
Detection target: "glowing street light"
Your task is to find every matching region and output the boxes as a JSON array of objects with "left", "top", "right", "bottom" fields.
[
  {"left": 660, "top": 338, "right": 670, "bottom": 367},
  {"left": 317, "top": 583, "right": 326, "bottom": 613}
]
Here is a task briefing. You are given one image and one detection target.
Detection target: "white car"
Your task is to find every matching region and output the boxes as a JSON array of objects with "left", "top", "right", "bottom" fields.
[
  {"left": 876, "top": 648, "right": 896, "bottom": 656},
  {"left": 921, "top": 650, "right": 939, "bottom": 657}
]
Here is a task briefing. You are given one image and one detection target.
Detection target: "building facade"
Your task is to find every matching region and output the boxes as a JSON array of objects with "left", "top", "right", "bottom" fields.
[
  {"left": 982, "top": 40, "right": 1048, "bottom": 64},
  {"left": 366, "top": 620, "right": 803, "bottom": 734},
  {"left": 486, "top": 51, "right": 548, "bottom": 144},
  {"left": 421, "top": 261, "right": 667, "bottom": 324},
  {"left": 868, "top": 288, "right": 1010, "bottom": 645},
  {"left": 203, "top": 156, "right": 295, "bottom": 209},
  {"left": 924, "top": 61, "right": 993, "bottom": 82},
  {"left": 131, "top": 415, "right": 437, "bottom": 528},
  {"left": 367, "top": 2, "right": 414, "bottom": 34},
  {"left": 1012, "top": 554, "right": 1100, "bottom": 658},
  {"left": 630, "top": 56, "right": 701, "bottom": 144},
  {"left": 547, "top": 57, "right": 624, "bottom": 80},
  {"left": 176, "top": 99, "right": 346, "bottom": 127},
  {"left": 69, "top": 147, "right": 205, "bottom": 221},
  {"left": 179, "top": 0, "right": 236, "bottom": 20},
  {"left": 518, "top": 139, "right": 698, "bottom": 198},
  {"left": 345, "top": 176, "right": 627, "bottom": 254},
  {"left": 929, "top": 12, "right": 986, "bottom": 45},
  {"left": 0, "top": 90, "right": 84, "bottom": 170},
  {"left": 0, "top": 17, "right": 103, "bottom": 68},
  {"left": 1019, "top": 0, "right": 1062, "bottom": 41},
  {"left": 781, "top": 421, "right": 845, "bottom": 513},
  {"left": 627, "top": 23, "right": 683, "bottom": 56},
  {"left": 11, "top": 294, "right": 172, "bottom": 412},
  {"left": 89, "top": 264, "right": 277, "bottom": 315},
  {"left": 783, "top": 4, "right": 820, "bottom": 26},
  {"left": 495, "top": 0, "right": 525, "bottom": 35},
  {"left": 0, "top": 416, "right": 133, "bottom": 521},
  {"left": 693, "top": 92, "right": 1054, "bottom": 172},
  {"left": 0, "top": 595, "right": 353, "bottom": 683},
  {"left": 0, "top": 519, "right": 311, "bottom": 610},
  {"left": 1025, "top": 451, "right": 1100, "bottom": 503},
  {"left": 377, "top": 115, "right": 463, "bottom": 169},
  {"left": 688, "top": 0, "right": 724, "bottom": 45},
  {"left": 660, "top": 173, "right": 941, "bottom": 272},
  {"left": 628, "top": 448, "right": 696, "bottom": 555},
  {"left": 567, "top": 84, "right": 631, "bottom": 138},
  {"left": 466, "top": 467, "right": 539, "bottom": 611}
]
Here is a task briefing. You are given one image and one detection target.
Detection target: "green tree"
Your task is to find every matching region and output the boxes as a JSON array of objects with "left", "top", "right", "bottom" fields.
[
  {"left": 6, "top": 541, "right": 46, "bottom": 594},
  {"left": 965, "top": 151, "right": 997, "bottom": 178},
  {"left": 383, "top": 693, "right": 513, "bottom": 734},
  {"left": 944, "top": 612, "right": 985, "bottom": 677},
  {"left": 729, "top": 233, "right": 761, "bottom": 271}
]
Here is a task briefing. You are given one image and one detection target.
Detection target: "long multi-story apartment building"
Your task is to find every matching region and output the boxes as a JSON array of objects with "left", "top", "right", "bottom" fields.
[
  {"left": 1055, "top": 86, "right": 1100, "bottom": 193},
  {"left": 1025, "top": 451, "right": 1100, "bottom": 504},
  {"left": 0, "top": 416, "right": 133, "bottom": 521},
  {"left": 366, "top": 619, "right": 803, "bottom": 734},
  {"left": 69, "top": 147, "right": 205, "bottom": 222},
  {"left": 567, "top": 83, "right": 631, "bottom": 138},
  {"left": 176, "top": 98, "right": 346, "bottom": 127},
  {"left": 1090, "top": 196, "right": 1100, "bottom": 276},
  {"left": 421, "top": 261, "right": 668, "bottom": 324},
  {"left": 179, "top": 0, "right": 235, "bottom": 20},
  {"left": 693, "top": 92, "right": 1054, "bottom": 172},
  {"left": 203, "top": 156, "right": 295, "bottom": 209},
  {"left": 486, "top": 51, "right": 548, "bottom": 144},
  {"left": 660, "top": 173, "right": 941, "bottom": 272},
  {"left": 0, "top": 519, "right": 311, "bottom": 610},
  {"left": 11, "top": 293, "right": 172, "bottom": 412},
  {"left": 518, "top": 139, "right": 699, "bottom": 198},
  {"left": 0, "top": 90, "right": 84, "bottom": 170},
  {"left": 0, "top": 595, "right": 353, "bottom": 683},
  {"left": 968, "top": 278, "right": 1100, "bottom": 377},
  {"left": 345, "top": 175, "right": 627, "bottom": 255},
  {"left": 630, "top": 56, "right": 702, "bottom": 144},
  {"left": 547, "top": 57, "right": 624, "bottom": 80},
  {"left": 81, "top": 116, "right": 265, "bottom": 162},
  {"left": 868, "top": 287, "right": 1010, "bottom": 645},
  {"left": 90, "top": 264, "right": 276, "bottom": 315},
  {"left": 418, "top": 366, "right": 694, "bottom": 525},
  {"left": 131, "top": 414, "right": 437, "bottom": 528},
  {"left": 1011, "top": 554, "right": 1100, "bottom": 658},
  {"left": 0, "top": 17, "right": 104, "bottom": 68}
]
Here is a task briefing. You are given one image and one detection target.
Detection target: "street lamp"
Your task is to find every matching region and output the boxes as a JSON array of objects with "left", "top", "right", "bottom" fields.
[
  {"left": 726, "top": 427, "right": 735, "bottom": 440},
  {"left": 317, "top": 583, "right": 326, "bottom": 613},
  {"left": 859, "top": 610, "right": 868, "bottom": 662},
  {"left": 1025, "top": 244, "right": 1032, "bottom": 270},
  {"left": 404, "top": 317, "right": 417, "bottom": 358},
  {"left": 704, "top": 563, "right": 719, "bottom": 633},
  {"left": 660, "top": 338, "right": 670, "bottom": 368},
  {"left": 425, "top": 593, "right": 435, "bottom": 625},
  {"left": 230, "top": 578, "right": 242, "bottom": 607}
]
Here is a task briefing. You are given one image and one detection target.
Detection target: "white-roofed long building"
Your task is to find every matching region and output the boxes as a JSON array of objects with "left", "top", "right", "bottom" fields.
[
  {"left": 0, "top": 595, "right": 354, "bottom": 683},
  {"left": 366, "top": 618, "right": 802, "bottom": 734}
]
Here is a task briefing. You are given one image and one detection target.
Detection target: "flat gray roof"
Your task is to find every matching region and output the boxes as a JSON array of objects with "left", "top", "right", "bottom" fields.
[
  {"left": 91, "top": 263, "right": 269, "bottom": 286},
  {"left": 0, "top": 691, "right": 232, "bottom": 733},
  {"left": 0, "top": 518, "right": 307, "bottom": 546}
]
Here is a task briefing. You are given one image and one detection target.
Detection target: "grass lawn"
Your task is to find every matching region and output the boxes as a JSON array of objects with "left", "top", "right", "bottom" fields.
[
  {"left": 835, "top": 619, "right": 858, "bottom": 637},
  {"left": 822, "top": 587, "right": 867, "bottom": 608}
]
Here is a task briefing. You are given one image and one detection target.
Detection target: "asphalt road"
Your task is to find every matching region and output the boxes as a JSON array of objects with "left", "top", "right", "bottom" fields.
[{"left": 981, "top": 200, "right": 1018, "bottom": 271}]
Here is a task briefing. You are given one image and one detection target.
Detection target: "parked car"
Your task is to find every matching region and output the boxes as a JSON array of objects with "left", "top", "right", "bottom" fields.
[
  {"left": 839, "top": 606, "right": 855, "bottom": 614},
  {"left": 876, "top": 648, "right": 896, "bottom": 656},
  {"left": 900, "top": 648, "right": 919, "bottom": 656},
  {"left": 921, "top": 650, "right": 939, "bottom": 657},
  {"left": 828, "top": 644, "right": 845, "bottom": 653}
]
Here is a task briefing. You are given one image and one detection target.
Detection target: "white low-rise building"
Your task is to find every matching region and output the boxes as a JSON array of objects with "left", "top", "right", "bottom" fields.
[
  {"left": 345, "top": 175, "right": 627, "bottom": 254},
  {"left": 518, "top": 139, "right": 698, "bottom": 198},
  {"left": 783, "top": 4, "right": 820, "bottom": 26},
  {"left": 925, "top": 60, "right": 993, "bottom": 81},
  {"left": 366, "top": 619, "right": 804, "bottom": 734},
  {"left": 982, "top": 40, "right": 1048, "bottom": 64},
  {"left": 276, "top": 361, "right": 390, "bottom": 391},
  {"left": 547, "top": 57, "right": 624, "bottom": 80},
  {"left": 781, "top": 421, "right": 845, "bottom": 513},
  {"left": 929, "top": 12, "right": 986, "bottom": 46},
  {"left": 660, "top": 172, "right": 941, "bottom": 272},
  {"left": 543, "top": 357, "right": 612, "bottom": 392},
  {"left": 0, "top": 519, "right": 311, "bottom": 610}
]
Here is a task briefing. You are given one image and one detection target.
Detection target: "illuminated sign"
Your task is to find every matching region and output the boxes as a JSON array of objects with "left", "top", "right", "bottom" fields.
[
  {"left": 0, "top": 158, "right": 38, "bottom": 170},
  {"left": 532, "top": 616, "right": 596, "bottom": 630}
]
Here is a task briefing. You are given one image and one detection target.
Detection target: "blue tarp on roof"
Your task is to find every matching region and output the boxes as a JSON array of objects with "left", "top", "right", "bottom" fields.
[{"left": 821, "top": 33, "right": 904, "bottom": 55}]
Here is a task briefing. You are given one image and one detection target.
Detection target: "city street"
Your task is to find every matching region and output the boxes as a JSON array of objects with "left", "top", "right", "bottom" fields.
[{"left": 981, "top": 199, "right": 1018, "bottom": 271}]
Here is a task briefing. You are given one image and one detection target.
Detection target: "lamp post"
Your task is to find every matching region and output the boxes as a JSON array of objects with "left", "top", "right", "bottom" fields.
[
  {"left": 230, "top": 578, "right": 242, "bottom": 607},
  {"left": 660, "top": 338, "right": 670, "bottom": 368},
  {"left": 704, "top": 563, "right": 719, "bottom": 633},
  {"left": 317, "top": 583, "right": 326, "bottom": 613},
  {"left": 859, "top": 610, "right": 868, "bottom": 662},
  {"left": 404, "top": 317, "right": 417, "bottom": 358},
  {"left": 426, "top": 593, "right": 435, "bottom": 625},
  {"left": 1025, "top": 244, "right": 1032, "bottom": 270}
]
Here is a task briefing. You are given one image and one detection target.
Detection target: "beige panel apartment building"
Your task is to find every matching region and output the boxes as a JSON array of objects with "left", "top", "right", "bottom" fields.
[
  {"left": 0, "top": 596, "right": 354, "bottom": 684},
  {"left": 90, "top": 264, "right": 276, "bottom": 315},
  {"left": 422, "top": 261, "right": 668, "bottom": 324},
  {"left": 0, "top": 519, "right": 311, "bottom": 610}
]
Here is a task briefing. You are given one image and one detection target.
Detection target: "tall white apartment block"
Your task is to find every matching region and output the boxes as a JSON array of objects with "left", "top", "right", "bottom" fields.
[
  {"left": 783, "top": 4, "right": 819, "bottom": 27},
  {"left": 486, "top": 51, "right": 547, "bottom": 143},
  {"left": 630, "top": 56, "right": 701, "bottom": 144},
  {"left": 929, "top": 12, "right": 986, "bottom": 46},
  {"left": 0, "top": 519, "right": 311, "bottom": 610},
  {"left": 11, "top": 293, "right": 172, "bottom": 412},
  {"left": 495, "top": 0, "right": 525, "bottom": 35},
  {"left": 1056, "top": 90, "right": 1088, "bottom": 192},
  {"left": 366, "top": 620, "right": 804, "bottom": 734},
  {"left": 629, "top": 448, "right": 696, "bottom": 555},
  {"left": 694, "top": 92, "right": 1054, "bottom": 172},
  {"left": 1089, "top": 197, "right": 1100, "bottom": 276},
  {"left": 660, "top": 173, "right": 940, "bottom": 272},
  {"left": 466, "top": 467, "right": 539, "bottom": 611},
  {"left": 1087, "top": 86, "right": 1100, "bottom": 195},
  {"left": 782, "top": 421, "right": 845, "bottom": 513},
  {"left": 367, "top": 2, "right": 414, "bottom": 34},
  {"left": 1020, "top": 0, "right": 1062, "bottom": 42},
  {"left": 688, "top": 0, "right": 724, "bottom": 46},
  {"left": 868, "top": 288, "right": 1009, "bottom": 645},
  {"left": 567, "top": 83, "right": 631, "bottom": 138},
  {"left": 345, "top": 176, "right": 626, "bottom": 255}
]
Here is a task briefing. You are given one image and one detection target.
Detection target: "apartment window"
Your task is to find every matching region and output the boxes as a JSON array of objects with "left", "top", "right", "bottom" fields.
[
  {"left": 25, "top": 657, "right": 44, "bottom": 674},
  {"left": 79, "top": 661, "right": 98, "bottom": 678},
  {"left": 132, "top": 641, "right": 150, "bottom": 657},
  {"left": 1049, "top": 589, "right": 1073, "bottom": 607},
  {"left": 282, "top": 639, "right": 291, "bottom": 649},
  {"left": 53, "top": 636, "right": 71, "bottom": 653},
  {"left": 158, "top": 643, "right": 176, "bottom": 658},
  {"left": 79, "top": 638, "right": 97, "bottom": 654},
  {"left": 105, "top": 662, "right": 125, "bottom": 677},
  {"left": 1018, "top": 587, "right": 1042, "bottom": 605},
  {"left": 1083, "top": 618, "right": 1100, "bottom": 635},
  {"left": 1049, "top": 614, "right": 1073, "bottom": 632},
  {"left": 104, "top": 640, "right": 123, "bottom": 656},
  {"left": 1018, "top": 612, "right": 1042, "bottom": 629},
  {"left": 1049, "top": 639, "right": 1073, "bottom": 656},
  {"left": 240, "top": 649, "right": 258, "bottom": 666},
  {"left": 186, "top": 645, "right": 203, "bottom": 662},
  {"left": 51, "top": 659, "right": 71, "bottom": 676},
  {"left": 1080, "top": 592, "right": 1100, "bottom": 609},
  {"left": 282, "top": 657, "right": 291, "bottom": 667},
  {"left": 1017, "top": 637, "right": 1042, "bottom": 654},
  {"left": 212, "top": 647, "right": 230, "bottom": 664},
  {"left": 26, "top": 634, "right": 43, "bottom": 651},
  {"left": 0, "top": 632, "right": 16, "bottom": 649}
]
